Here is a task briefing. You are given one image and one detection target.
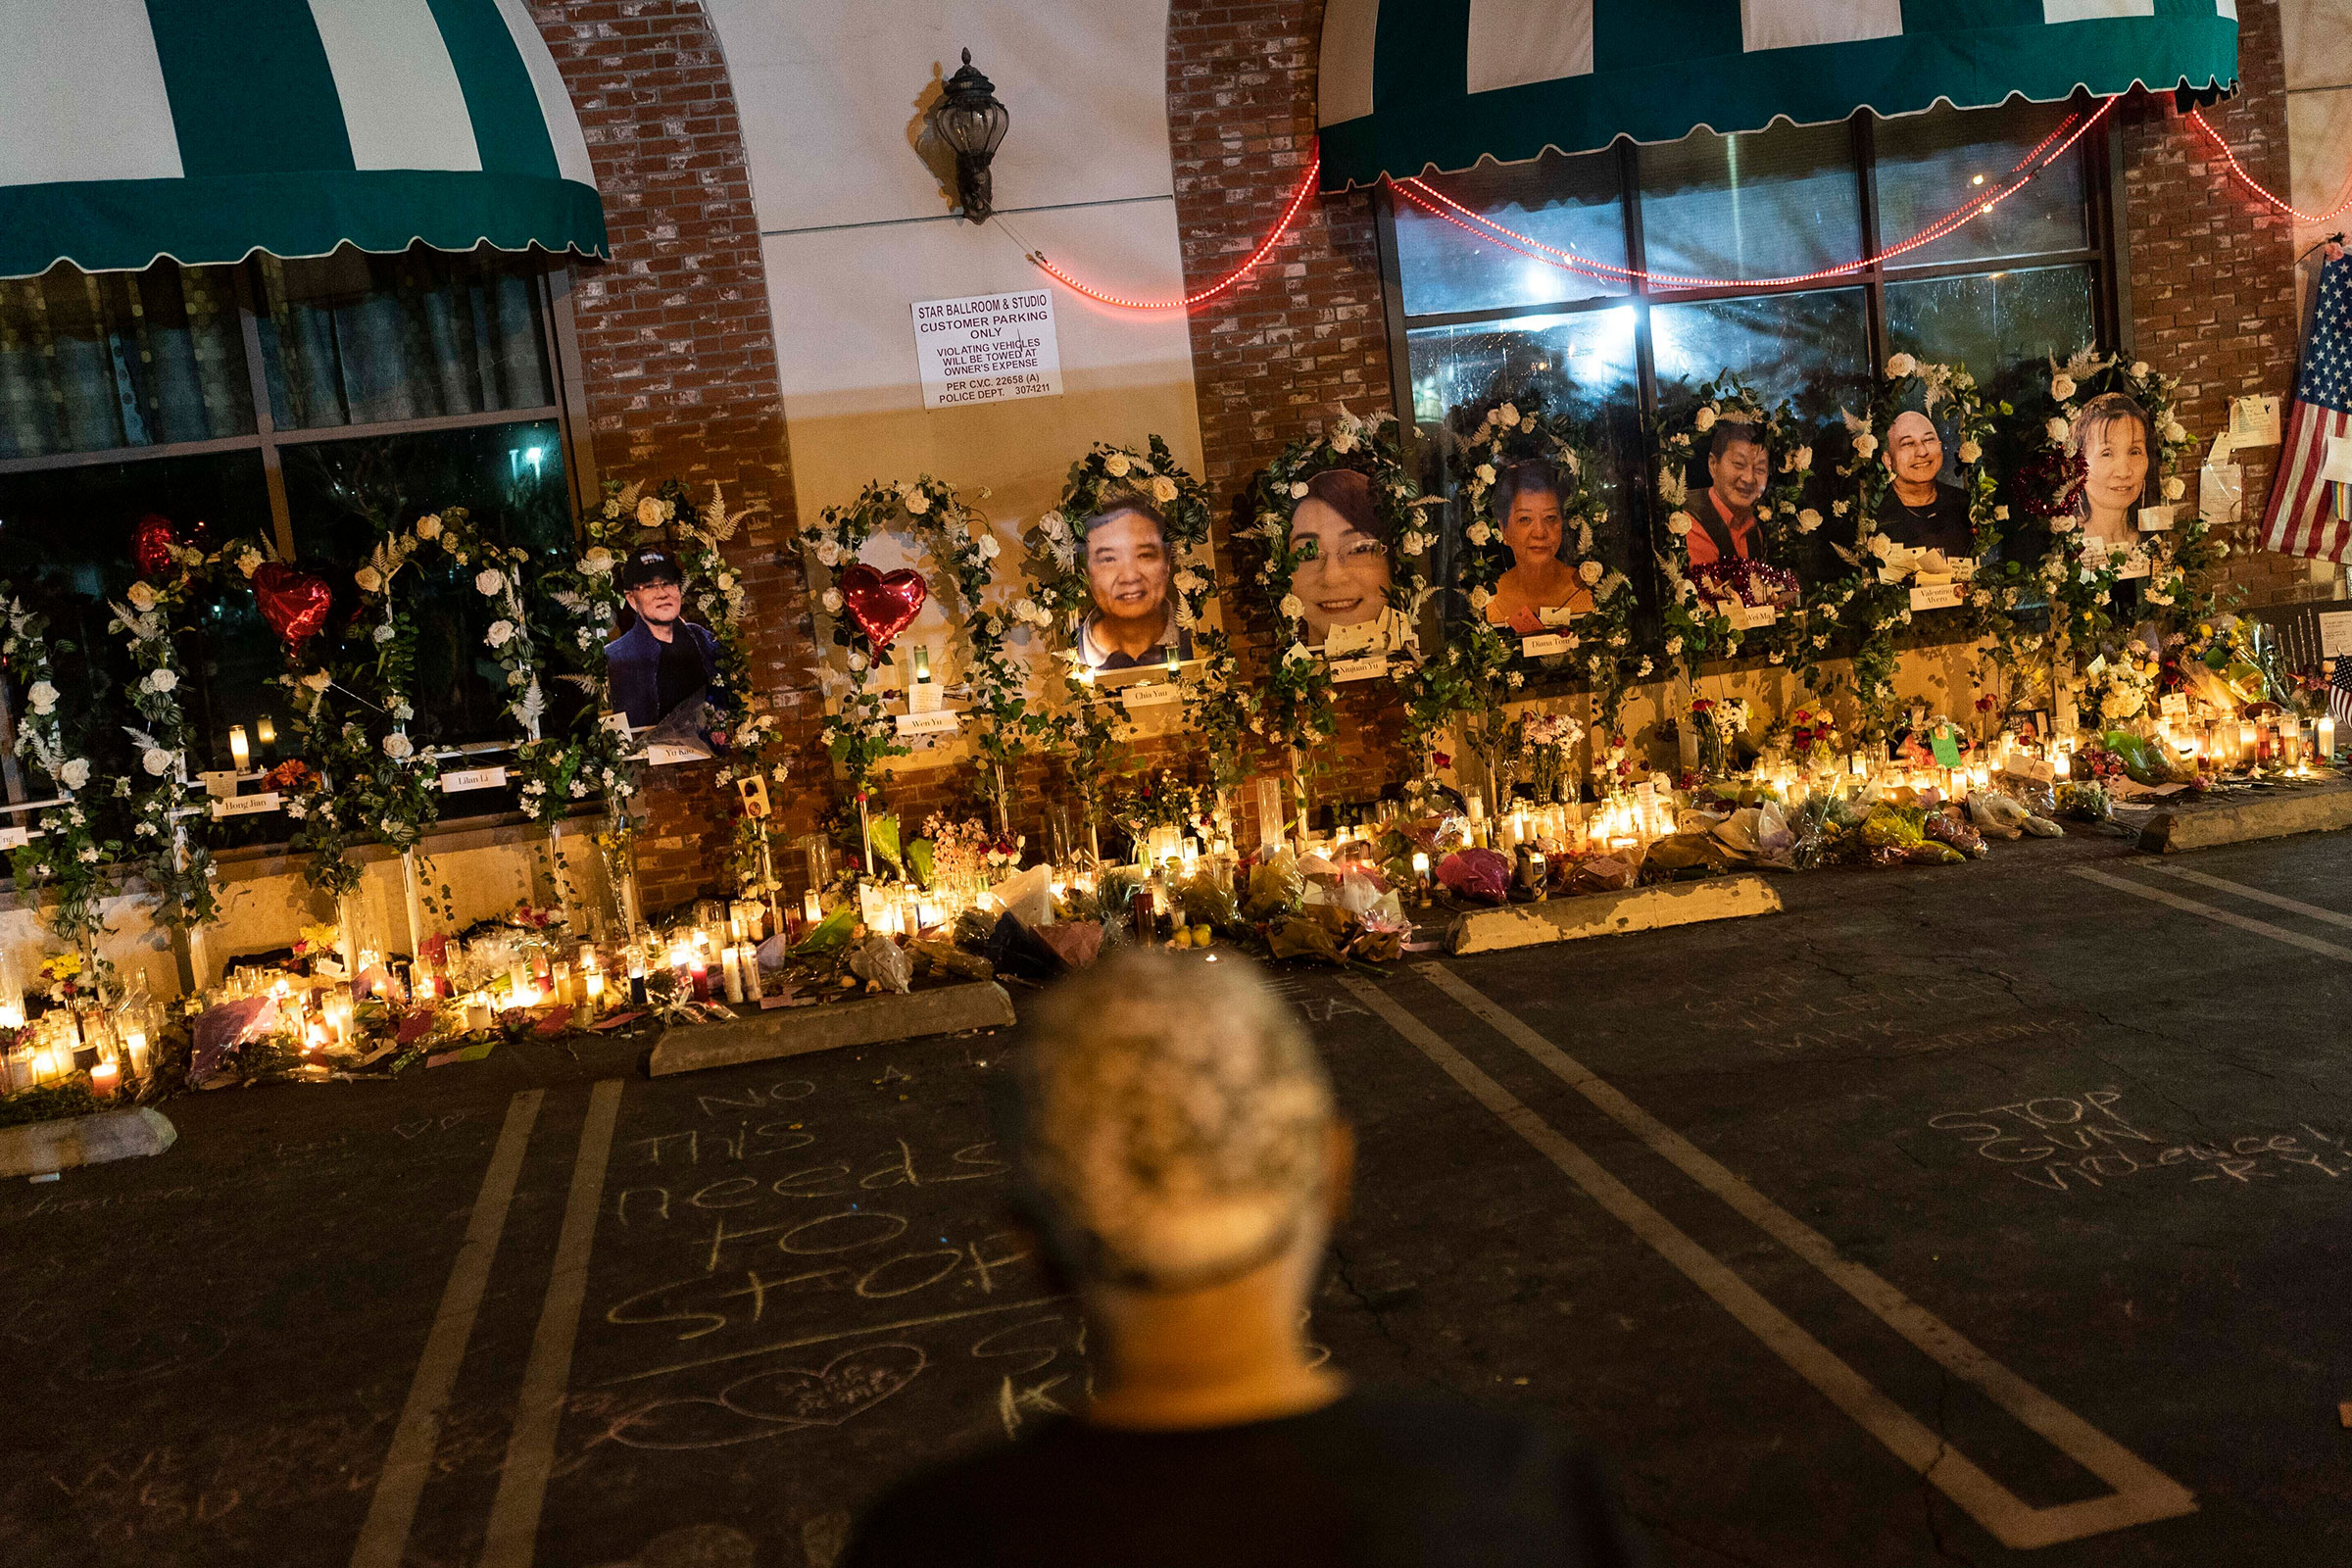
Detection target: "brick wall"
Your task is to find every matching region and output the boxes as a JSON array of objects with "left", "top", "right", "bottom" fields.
[
  {"left": 2122, "top": 0, "right": 2330, "bottom": 608},
  {"left": 526, "top": 0, "right": 828, "bottom": 912},
  {"left": 1167, "top": 0, "right": 1416, "bottom": 825}
]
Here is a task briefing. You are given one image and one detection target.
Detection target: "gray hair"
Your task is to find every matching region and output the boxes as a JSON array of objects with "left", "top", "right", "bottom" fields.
[{"left": 1006, "top": 951, "right": 1335, "bottom": 1291}]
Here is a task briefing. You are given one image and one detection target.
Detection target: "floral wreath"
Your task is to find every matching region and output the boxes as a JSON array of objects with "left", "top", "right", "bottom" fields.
[
  {"left": 1653, "top": 372, "right": 1817, "bottom": 671},
  {"left": 1024, "top": 438, "right": 1219, "bottom": 813},
  {"left": 805, "top": 475, "right": 1007, "bottom": 807},
  {"left": 2018, "top": 349, "right": 2217, "bottom": 692},
  {"left": 1819, "top": 353, "right": 1997, "bottom": 740},
  {"left": 1248, "top": 409, "right": 1434, "bottom": 753},
  {"left": 117, "top": 538, "right": 225, "bottom": 934},
  {"left": 2, "top": 589, "right": 120, "bottom": 954}
]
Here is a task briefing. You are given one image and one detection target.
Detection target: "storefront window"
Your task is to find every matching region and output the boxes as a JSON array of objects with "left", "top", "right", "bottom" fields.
[
  {"left": 1383, "top": 99, "right": 2117, "bottom": 658},
  {"left": 0, "top": 261, "right": 254, "bottom": 460}
]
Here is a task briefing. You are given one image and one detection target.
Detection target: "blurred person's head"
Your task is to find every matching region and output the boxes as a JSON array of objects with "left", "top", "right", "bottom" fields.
[{"left": 1006, "top": 950, "right": 1349, "bottom": 1427}]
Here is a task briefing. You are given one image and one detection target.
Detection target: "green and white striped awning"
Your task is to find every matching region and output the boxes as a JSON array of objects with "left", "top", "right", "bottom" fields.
[
  {"left": 0, "top": 0, "right": 608, "bottom": 278},
  {"left": 1318, "top": 0, "right": 2240, "bottom": 189}
]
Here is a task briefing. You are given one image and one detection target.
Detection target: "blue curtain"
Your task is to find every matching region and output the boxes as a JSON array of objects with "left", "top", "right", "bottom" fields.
[{"left": 0, "top": 262, "right": 254, "bottom": 460}]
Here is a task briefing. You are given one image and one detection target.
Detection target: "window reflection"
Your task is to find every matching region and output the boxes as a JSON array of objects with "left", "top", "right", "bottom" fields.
[
  {"left": 1639, "top": 122, "right": 1861, "bottom": 285},
  {"left": 1396, "top": 148, "right": 1628, "bottom": 317},
  {"left": 1651, "top": 289, "right": 1869, "bottom": 426}
]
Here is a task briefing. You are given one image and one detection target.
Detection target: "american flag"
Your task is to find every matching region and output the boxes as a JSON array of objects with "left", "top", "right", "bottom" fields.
[
  {"left": 2263, "top": 249, "right": 2352, "bottom": 561},
  {"left": 2332, "top": 654, "right": 2352, "bottom": 737}
]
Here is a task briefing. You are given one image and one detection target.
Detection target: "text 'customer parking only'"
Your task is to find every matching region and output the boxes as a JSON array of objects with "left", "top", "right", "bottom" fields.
[{"left": 912, "top": 290, "right": 1064, "bottom": 410}]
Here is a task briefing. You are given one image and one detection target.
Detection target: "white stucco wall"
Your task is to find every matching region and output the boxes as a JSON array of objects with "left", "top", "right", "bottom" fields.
[
  {"left": 704, "top": 0, "right": 1206, "bottom": 765},
  {"left": 2281, "top": 2, "right": 2352, "bottom": 280}
]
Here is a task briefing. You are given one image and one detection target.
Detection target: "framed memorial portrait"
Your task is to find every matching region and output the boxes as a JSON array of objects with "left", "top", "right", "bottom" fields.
[
  {"left": 1025, "top": 437, "right": 1220, "bottom": 690},
  {"left": 1652, "top": 372, "right": 1817, "bottom": 670},
  {"left": 1252, "top": 410, "right": 1433, "bottom": 681}
]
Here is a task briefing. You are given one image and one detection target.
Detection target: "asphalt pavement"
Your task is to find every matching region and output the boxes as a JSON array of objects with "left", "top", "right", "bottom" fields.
[{"left": 5, "top": 824, "right": 2348, "bottom": 1566}]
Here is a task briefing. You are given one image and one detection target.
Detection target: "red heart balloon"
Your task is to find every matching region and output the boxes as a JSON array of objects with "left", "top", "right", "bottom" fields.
[
  {"left": 130, "top": 514, "right": 177, "bottom": 576},
  {"left": 253, "top": 563, "right": 333, "bottom": 653},
  {"left": 839, "top": 563, "right": 926, "bottom": 651}
]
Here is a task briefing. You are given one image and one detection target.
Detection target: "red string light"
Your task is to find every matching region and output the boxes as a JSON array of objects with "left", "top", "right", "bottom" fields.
[
  {"left": 1026, "top": 153, "right": 1323, "bottom": 311},
  {"left": 2187, "top": 107, "right": 2352, "bottom": 226},
  {"left": 1392, "top": 98, "right": 2117, "bottom": 293}
]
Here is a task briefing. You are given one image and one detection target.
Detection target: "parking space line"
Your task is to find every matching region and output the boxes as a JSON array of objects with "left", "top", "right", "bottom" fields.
[
  {"left": 2137, "top": 860, "right": 2352, "bottom": 931},
  {"left": 480, "top": 1079, "right": 625, "bottom": 1568},
  {"left": 2072, "top": 866, "right": 2352, "bottom": 961},
  {"left": 353, "top": 1090, "right": 545, "bottom": 1568},
  {"left": 1350, "top": 970, "right": 2196, "bottom": 1549}
]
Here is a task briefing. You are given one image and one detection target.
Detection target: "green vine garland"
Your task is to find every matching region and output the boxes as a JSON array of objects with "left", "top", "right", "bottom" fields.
[
  {"left": 116, "top": 546, "right": 220, "bottom": 932},
  {"left": 3, "top": 590, "right": 120, "bottom": 953}
]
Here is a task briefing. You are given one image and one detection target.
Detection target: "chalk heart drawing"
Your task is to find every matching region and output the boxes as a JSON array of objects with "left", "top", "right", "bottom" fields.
[{"left": 609, "top": 1345, "right": 926, "bottom": 1450}]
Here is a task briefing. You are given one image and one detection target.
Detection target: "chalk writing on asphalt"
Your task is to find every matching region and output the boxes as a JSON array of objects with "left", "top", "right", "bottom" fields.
[{"left": 1925, "top": 1089, "right": 2350, "bottom": 1193}]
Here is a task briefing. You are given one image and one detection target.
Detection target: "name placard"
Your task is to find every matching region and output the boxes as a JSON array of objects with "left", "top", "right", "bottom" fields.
[
  {"left": 441, "top": 766, "right": 508, "bottom": 793},
  {"left": 211, "top": 792, "right": 282, "bottom": 819},
  {"left": 1329, "top": 656, "right": 1390, "bottom": 682},
  {"left": 1119, "top": 681, "right": 1184, "bottom": 711},
  {"left": 1520, "top": 633, "right": 1573, "bottom": 658},
  {"left": 894, "top": 710, "right": 960, "bottom": 737},
  {"left": 1909, "top": 582, "right": 1962, "bottom": 612},
  {"left": 1734, "top": 604, "right": 1779, "bottom": 630},
  {"left": 0, "top": 826, "right": 27, "bottom": 851}
]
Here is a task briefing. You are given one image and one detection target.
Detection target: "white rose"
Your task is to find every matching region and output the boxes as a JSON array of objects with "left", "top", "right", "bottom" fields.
[
  {"left": 637, "top": 497, "right": 664, "bottom": 528},
  {"left": 821, "top": 588, "right": 844, "bottom": 613},
  {"left": 1957, "top": 440, "right": 1983, "bottom": 464},
  {"left": 1280, "top": 594, "right": 1305, "bottom": 619},
  {"left": 978, "top": 533, "right": 1001, "bottom": 560},
  {"left": 1329, "top": 430, "right": 1355, "bottom": 456},
  {"left": 1793, "top": 445, "right": 1814, "bottom": 471},
  {"left": 2051, "top": 374, "right": 2077, "bottom": 401},
  {"left": 126, "top": 582, "right": 158, "bottom": 612},
  {"left": 1041, "top": 511, "right": 1068, "bottom": 540},
  {"left": 1467, "top": 522, "right": 1494, "bottom": 546},
  {"left": 1695, "top": 407, "right": 1719, "bottom": 433},
  {"left": 1468, "top": 586, "right": 1493, "bottom": 612},
  {"left": 1852, "top": 433, "right": 1879, "bottom": 459},
  {"left": 59, "top": 758, "right": 91, "bottom": 791},
  {"left": 1579, "top": 560, "right": 1603, "bottom": 585},
  {"left": 848, "top": 651, "right": 868, "bottom": 672},
  {"left": 1475, "top": 464, "right": 1496, "bottom": 487},
  {"left": 815, "top": 540, "right": 841, "bottom": 568},
  {"left": 355, "top": 566, "right": 383, "bottom": 594},
  {"left": 142, "top": 747, "right": 174, "bottom": 776},
  {"left": 1994, "top": 506, "right": 2010, "bottom": 521},
  {"left": 1290, "top": 481, "right": 1309, "bottom": 500},
  {"left": 373, "top": 622, "right": 396, "bottom": 644},
  {"left": 1667, "top": 512, "right": 1694, "bottom": 537},
  {"left": 143, "top": 667, "right": 178, "bottom": 694},
  {"left": 1886, "top": 353, "right": 1918, "bottom": 378},
  {"left": 2046, "top": 417, "right": 2070, "bottom": 443},
  {"left": 416, "top": 514, "right": 443, "bottom": 539},
  {"left": 1151, "top": 476, "right": 1179, "bottom": 505},
  {"left": 1103, "top": 453, "right": 1130, "bottom": 477},
  {"left": 1797, "top": 509, "right": 1823, "bottom": 533},
  {"left": 237, "top": 549, "right": 263, "bottom": 577},
  {"left": 903, "top": 488, "right": 931, "bottom": 514},
  {"left": 382, "top": 732, "right": 414, "bottom": 760},
  {"left": 2164, "top": 476, "right": 2186, "bottom": 501},
  {"left": 1757, "top": 505, "right": 1774, "bottom": 520},
  {"left": 1498, "top": 404, "right": 1521, "bottom": 427},
  {"left": 487, "top": 619, "right": 515, "bottom": 648},
  {"left": 2053, "top": 513, "right": 2082, "bottom": 533},
  {"left": 27, "top": 681, "right": 58, "bottom": 714},
  {"left": 583, "top": 547, "right": 615, "bottom": 575},
  {"left": 1666, "top": 636, "right": 1685, "bottom": 656},
  {"left": 474, "top": 568, "right": 505, "bottom": 596},
  {"left": 2164, "top": 421, "right": 2187, "bottom": 444},
  {"left": 2132, "top": 361, "right": 2151, "bottom": 378},
  {"left": 301, "top": 670, "right": 331, "bottom": 693}
]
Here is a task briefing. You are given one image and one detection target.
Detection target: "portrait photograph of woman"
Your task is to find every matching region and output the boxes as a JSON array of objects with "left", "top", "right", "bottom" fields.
[
  {"left": 1075, "top": 493, "right": 1194, "bottom": 671},
  {"left": 1483, "top": 458, "right": 1595, "bottom": 633},
  {"left": 1291, "top": 466, "right": 1407, "bottom": 654},
  {"left": 2069, "top": 390, "right": 2154, "bottom": 564}
]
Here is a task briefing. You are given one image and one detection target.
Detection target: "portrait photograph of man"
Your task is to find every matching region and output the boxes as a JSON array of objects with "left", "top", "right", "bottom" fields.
[
  {"left": 1076, "top": 494, "right": 1194, "bottom": 672},
  {"left": 1874, "top": 409, "right": 1976, "bottom": 558},
  {"left": 606, "top": 547, "right": 719, "bottom": 729},
  {"left": 1684, "top": 418, "right": 1770, "bottom": 569}
]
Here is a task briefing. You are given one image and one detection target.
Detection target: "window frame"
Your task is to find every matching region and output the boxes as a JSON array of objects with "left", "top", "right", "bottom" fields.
[
  {"left": 0, "top": 252, "right": 600, "bottom": 557},
  {"left": 1375, "top": 100, "right": 2132, "bottom": 679}
]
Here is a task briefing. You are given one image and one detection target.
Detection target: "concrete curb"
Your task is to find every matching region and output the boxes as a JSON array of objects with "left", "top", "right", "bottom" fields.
[
  {"left": 0, "top": 1106, "right": 178, "bottom": 1179},
  {"left": 648, "top": 982, "right": 1017, "bottom": 1077},
  {"left": 2139, "top": 779, "right": 2352, "bottom": 854},
  {"left": 1446, "top": 874, "right": 1784, "bottom": 956}
]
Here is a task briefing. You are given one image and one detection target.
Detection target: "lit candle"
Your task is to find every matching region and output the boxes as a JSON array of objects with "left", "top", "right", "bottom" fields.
[
  {"left": 1411, "top": 851, "right": 1431, "bottom": 889},
  {"left": 89, "top": 1058, "right": 119, "bottom": 1101},
  {"left": 2053, "top": 749, "right": 2072, "bottom": 780},
  {"left": 256, "top": 714, "right": 276, "bottom": 753},
  {"left": 688, "top": 949, "right": 710, "bottom": 1002},
  {"left": 720, "top": 944, "right": 745, "bottom": 1004},
  {"left": 2321, "top": 714, "right": 2336, "bottom": 760},
  {"left": 803, "top": 889, "right": 823, "bottom": 926},
  {"left": 228, "top": 724, "right": 251, "bottom": 770},
  {"left": 1077, "top": 664, "right": 1096, "bottom": 689},
  {"left": 466, "top": 992, "right": 493, "bottom": 1032},
  {"left": 584, "top": 967, "right": 606, "bottom": 1002},
  {"left": 1164, "top": 643, "right": 1181, "bottom": 677},
  {"left": 912, "top": 645, "right": 931, "bottom": 683},
  {"left": 123, "top": 1027, "right": 148, "bottom": 1076},
  {"left": 305, "top": 1020, "right": 328, "bottom": 1053},
  {"left": 740, "top": 946, "right": 764, "bottom": 1003},
  {"left": 628, "top": 952, "right": 648, "bottom": 1005}
]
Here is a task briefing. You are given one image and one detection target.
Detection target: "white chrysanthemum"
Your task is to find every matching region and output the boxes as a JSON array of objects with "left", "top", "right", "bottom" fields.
[
  {"left": 373, "top": 622, "right": 396, "bottom": 644},
  {"left": 382, "top": 732, "right": 414, "bottom": 760},
  {"left": 1666, "top": 636, "right": 1684, "bottom": 656},
  {"left": 1833, "top": 499, "right": 1850, "bottom": 516},
  {"left": 237, "top": 549, "right": 263, "bottom": 577},
  {"left": 355, "top": 566, "right": 384, "bottom": 594},
  {"left": 1475, "top": 464, "right": 1496, "bottom": 486},
  {"left": 1467, "top": 521, "right": 1494, "bottom": 546}
]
